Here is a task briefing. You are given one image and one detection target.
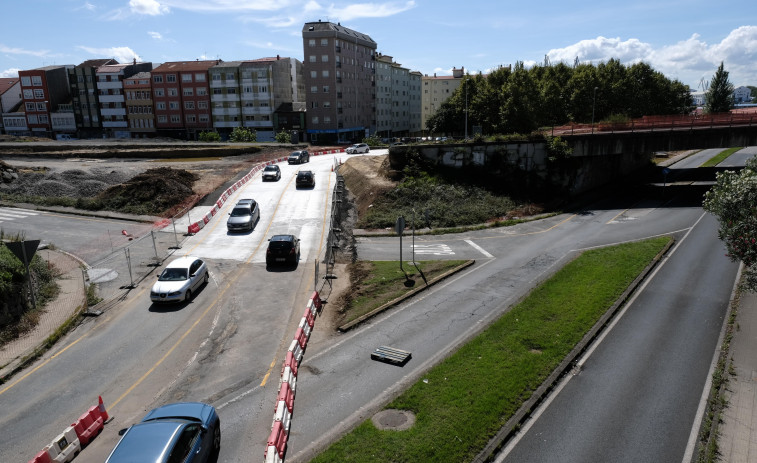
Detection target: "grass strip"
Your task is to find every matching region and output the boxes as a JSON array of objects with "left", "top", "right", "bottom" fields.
[
  {"left": 312, "top": 236, "right": 671, "bottom": 463},
  {"left": 700, "top": 147, "right": 743, "bottom": 167}
]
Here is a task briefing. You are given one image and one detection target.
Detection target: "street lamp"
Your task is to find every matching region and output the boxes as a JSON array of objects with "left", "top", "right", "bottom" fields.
[
  {"left": 591, "top": 87, "right": 598, "bottom": 135},
  {"left": 464, "top": 77, "right": 468, "bottom": 140}
]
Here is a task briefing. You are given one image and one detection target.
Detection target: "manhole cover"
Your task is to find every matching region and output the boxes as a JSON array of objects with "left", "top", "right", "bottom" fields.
[{"left": 371, "top": 409, "right": 416, "bottom": 431}]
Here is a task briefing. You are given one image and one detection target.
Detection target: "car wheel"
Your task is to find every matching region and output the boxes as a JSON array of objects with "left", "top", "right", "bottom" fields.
[
  {"left": 204, "top": 273, "right": 209, "bottom": 285},
  {"left": 213, "top": 422, "right": 221, "bottom": 450},
  {"left": 185, "top": 289, "right": 192, "bottom": 302}
]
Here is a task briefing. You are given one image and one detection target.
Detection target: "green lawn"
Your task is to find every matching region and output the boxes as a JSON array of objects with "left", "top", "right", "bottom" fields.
[
  {"left": 700, "top": 147, "right": 743, "bottom": 167},
  {"left": 312, "top": 236, "right": 671, "bottom": 463}
]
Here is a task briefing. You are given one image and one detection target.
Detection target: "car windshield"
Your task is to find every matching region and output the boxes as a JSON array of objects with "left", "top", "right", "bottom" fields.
[
  {"left": 290, "top": 152, "right": 300, "bottom": 157},
  {"left": 230, "top": 207, "right": 250, "bottom": 217},
  {"left": 160, "top": 268, "right": 188, "bottom": 281},
  {"left": 264, "top": 166, "right": 277, "bottom": 171}
]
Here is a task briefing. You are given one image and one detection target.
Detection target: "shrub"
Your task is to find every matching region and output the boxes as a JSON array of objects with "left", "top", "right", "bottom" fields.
[
  {"left": 198, "top": 131, "right": 221, "bottom": 142},
  {"left": 275, "top": 130, "right": 291, "bottom": 143},
  {"left": 229, "top": 127, "right": 256, "bottom": 143}
]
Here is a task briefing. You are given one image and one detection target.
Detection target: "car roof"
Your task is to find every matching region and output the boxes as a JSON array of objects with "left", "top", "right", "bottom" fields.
[
  {"left": 297, "top": 170, "right": 313, "bottom": 175},
  {"left": 264, "top": 165, "right": 279, "bottom": 169},
  {"left": 105, "top": 421, "right": 185, "bottom": 463},
  {"left": 165, "top": 256, "right": 199, "bottom": 269},
  {"left": 141, "top": 402, "right": 214, "bottom": 423},
  {"left": 236, "top": 198, "right": 255, "bottom": 205}
]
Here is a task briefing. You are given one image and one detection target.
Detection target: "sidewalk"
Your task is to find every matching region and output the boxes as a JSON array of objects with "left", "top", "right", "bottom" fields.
[
  {"left": 719, "top": 290, "right": 757, "bottom": 462},
  {"left": 0, "top": 248, "right": 85, "bottom": 380}
]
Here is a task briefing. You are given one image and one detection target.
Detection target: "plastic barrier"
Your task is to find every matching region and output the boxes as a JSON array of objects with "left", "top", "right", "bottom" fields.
[
  {"left": 271, "top": 400, "right": 292, "bottom": 432},
  {"left": 288, "top": 338, "right": 304, "bottom": 364},
  {"left": 46, "top": 426, "right": 81, "bottom": 462},
  {"left": 302, "top": 308, "right": 315, "bottom": 329},
  {"left": 71, "top": 406, "right": 103, "bottom": 447},
  {"left": 277, "top": 382, "right": 295, "bottom": 413},
  {"left": 28, "top": 450, "right": 52, "bottom": 463},
  {"left": 265, "top": 420, "right": 287, "bottom": 461}
]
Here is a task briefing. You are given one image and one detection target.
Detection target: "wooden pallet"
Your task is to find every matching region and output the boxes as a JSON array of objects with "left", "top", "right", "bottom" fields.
[{"left": 371, "top": 346, "right": 412, "bottom": 366}]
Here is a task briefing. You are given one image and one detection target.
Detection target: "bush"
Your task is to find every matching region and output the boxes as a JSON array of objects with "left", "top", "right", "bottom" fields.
[
  {"left": 362, "top": 134, "right": 382, "bottom": 147},
  {"left": 275, "top": 130, "right": 291, "bottom": 143},
  {"left": 198, "top": 131, "right": 221, "bottom": 142},
  {"left": 229, "top": 127, "right": 256, "bottom": 143}
]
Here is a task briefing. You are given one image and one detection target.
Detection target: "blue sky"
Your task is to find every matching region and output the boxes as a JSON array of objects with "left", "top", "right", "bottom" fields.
[{"left": 1, "top": 0, "right": 756, "bottom": 91}]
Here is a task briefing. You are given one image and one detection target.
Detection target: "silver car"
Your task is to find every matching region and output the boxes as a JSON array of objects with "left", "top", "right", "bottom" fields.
[
  {"left": 227, "top": 198, "right": 260, "bottom": 232},
  {"left": 346, "top": 143, "right": 370, "bottom": 154},
  {"left": 150, "top": 256, "right": 209, "bottom": 303}
]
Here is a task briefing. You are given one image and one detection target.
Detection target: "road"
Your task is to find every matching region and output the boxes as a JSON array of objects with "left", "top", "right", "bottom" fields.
[{"left": 1, "top": 146, "right": 751, "bottom": 462}]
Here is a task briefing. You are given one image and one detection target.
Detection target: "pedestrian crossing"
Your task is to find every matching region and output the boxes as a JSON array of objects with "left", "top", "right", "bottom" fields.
[{"left": 0, "top": 207, "right": 40, "bottom": 223}]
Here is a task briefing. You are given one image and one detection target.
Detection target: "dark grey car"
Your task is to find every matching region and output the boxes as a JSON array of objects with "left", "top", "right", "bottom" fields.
[{"left": 227, "top": 198, "right": 260, "bottom": 232}]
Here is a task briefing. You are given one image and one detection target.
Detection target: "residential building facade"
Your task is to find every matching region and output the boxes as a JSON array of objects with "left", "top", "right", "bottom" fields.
[
  {"left": 421, "top": 67, "right": 466, "bottom": 133},
  {"left": 152, "top": 60, "right": 215, "bottom": 139},
  {"left": 124, "top": 71, "right": 156, "bottom": 137},
  {"left": 69, "top": 59, "right": 118, "bottom": 137},
  {"left": 96, "top": 61, "right": 153, "bottom": 138},
  {"left": 0, "top": 78, "right": 21, "bottom": 134},
  {"left": 19, "top": 65, "right": 72, "bottom": 137},
  {"left": 302, "top": 20, "right": 377, "bottom": 144}
]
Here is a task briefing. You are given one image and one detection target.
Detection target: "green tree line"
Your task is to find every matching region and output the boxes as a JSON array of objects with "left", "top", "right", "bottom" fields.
[{"left": 426, "top": 59, "right": 694, "bottom": 136}]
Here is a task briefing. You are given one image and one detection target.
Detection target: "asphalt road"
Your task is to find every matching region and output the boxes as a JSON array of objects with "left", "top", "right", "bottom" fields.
[{"left": 1, "top": 146, "right": 752, "bottom": 462}]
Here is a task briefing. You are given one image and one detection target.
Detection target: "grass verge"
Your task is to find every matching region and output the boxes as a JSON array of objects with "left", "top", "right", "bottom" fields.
[
  {"left": 338, "top": 260, "right": 468, "bottom": 325},
  {"left": 312, "top": 236, "right": 671, "bottom": 463},
  {"left": 700, "top": 147, "right": 743, "bottom": 167}
]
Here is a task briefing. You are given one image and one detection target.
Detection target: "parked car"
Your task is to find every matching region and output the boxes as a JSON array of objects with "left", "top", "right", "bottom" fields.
[
  {"left": 227, "top": 198, "right": 260, "bottom": 232},
  {"left": 150, "top": 256, "right": 209, "bottom": 303},
  {"left": 296, "top": 170, "right": 316, "bottom": 188},
  {"left": 105, "top": 402, "right": 220, "bottom": 463},
  {"left": 266, "top": 234, "right": 301, "bottom": 267},
  {"left": 288, "top": 150, "right": 310, "bottom": 164},
  {"left": 262, "top": 165, "right": 281, "bottom": 181},
  {"left": 346, "top": 143, "right": 370, "bottom": 154}
]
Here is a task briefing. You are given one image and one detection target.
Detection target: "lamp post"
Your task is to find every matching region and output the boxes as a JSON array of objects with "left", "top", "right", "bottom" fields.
[
  {"left": 464, "top": 77, "right": 468, "bottom": 140},
  {"left": 591, "top": 87, "right": 598, "bottom": 134}
]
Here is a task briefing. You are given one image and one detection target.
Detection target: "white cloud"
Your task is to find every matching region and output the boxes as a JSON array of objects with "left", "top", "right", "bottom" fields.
[
  {"left": 77, "top": 46, "right": 141, "bottom": 63},
  {"left": 1, "top": 68, "right": 20, "bottom": 78},
  {"left": 326, "top": 1, "right": 416, "bottom": 21},
  {"left": 148, "top": 31, "right": 163, "bottom": 40},
  {"left": 0, "top": 44, "right": 51, "bottom": 58},
  {"left": 130, "top": 0, "right": 170, "bottom": 15},
  {"left": 545, "top": 27, "right": 757, "bottom": 87}
]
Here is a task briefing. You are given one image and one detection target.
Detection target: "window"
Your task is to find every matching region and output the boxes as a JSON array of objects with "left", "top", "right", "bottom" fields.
[
  {"left": 322, "top": 70, "right": 329, "bottom": 78},
  {"left": 226, "top": 88, "right": 236, "bottom": 94},
  {"left": 226, "top": 73, "right": 235, "bottom": 80},
  {"left": 170, "top": 115, "right": 181, "bottom": 123},
  {"left": 182, "top": 74, "right": 192, "bottom": 82},
  {"left": 25, "top": 102, "right": 36, "bottom": 111},
  {"left": 166, "top": 74, "right": 176, "bottom": 83},
  {"left": 158, "top": 115, "right": 167, "bottom": 123},
  {"left": 310, "top": 86, "right": 318, "bottom": 93},
  {"left": 259, "top": 86, "right": 267, "bottom": 93},
  {"left": 309, "top": 55, "right": 316, "bottom": 63},
  {"left": 34, "top": 89, "right": 44, "bottom": 99},
  {"left": 212, "top": 74, "right": 221, "bottom": 81},
  {"left": 199, "top": 114, "right": 209, "bottom": 122},
  {"left": 168, "top": 88, "right": 178, "bottom": 96},
  {"left": 213, "top": 88, "right": 223, "bottom": 95},
  {"left": 311, "top": 116, "right": 318, "bottom": 124},
  {"left": 198, "top": 101, "right": 208, "bottom": 109},
  {"left": 323, "top": 101, "right": 331, "bottom": 108},
  {"left": 321, "top": 38, "right": 328, "bottom": 46},
  {"left": 197, "top": 88, "right": 207, "bottom": 96},
  {"left": 27, "top": 115, "right": 38, "bottom": 124},
  {"left": 310, "top": 71, "right": 317, "bottom": 78},
  {"left": 322, "top": 86, "right": 329, "bottom": 93},
  {"left": 39, "top": 114, "right": 48, "bottom": 124},
  {"left": 36, "top": 102, "right": 46, "bottom": 111},
  {"left": 309, "top": 39, "right": 316, "bottom": 47},
  {"left": 183, "top": 88, "right": 194, "bottom": 96},
  {"left": 169, "top": 102, "right": 179, "bottom": 109},
  {"left": 195, "top": 73, "right": 206, "bottom": 82},
  {"left": 153, "top": 75, "right": 163, "bottom": 83},
  {"left": 185, "top": 101, "right": 195, "bottom": 109},
  {"left": 244, "top": 86, "right": 253, "bottom": 93},
  {"left": 156, "top": 102, "right": 166, "bottom": 110},
  {"left": 23, "top": 89, "right": 33, "bottom": 99},
  {"left": 324, "top": 116, "right": 330, "bottom": 123},
  {"left": 186, "top": 114, "right": 196, "bottom": 123},
  {"left": 20, "top": 76, "right": 31, "bottom": 86},
  {"left": 154, "top": 88, "right": 164, "bottom": 97},
  {"left": 321, "top": 55, "right": 329, "bottom": 62}
]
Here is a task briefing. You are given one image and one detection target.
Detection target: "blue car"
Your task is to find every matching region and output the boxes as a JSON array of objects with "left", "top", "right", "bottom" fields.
[{"left": 105, "top": 402, "right": 221, "bottom": 463}]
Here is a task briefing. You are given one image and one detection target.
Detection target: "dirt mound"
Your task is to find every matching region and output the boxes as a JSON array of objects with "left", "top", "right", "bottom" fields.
[
  {"left": 339, "top": 155, "right": 397, "bottom": 218},
  {"left": 94, "top": 167, "right": 199, "bottom": 216}
]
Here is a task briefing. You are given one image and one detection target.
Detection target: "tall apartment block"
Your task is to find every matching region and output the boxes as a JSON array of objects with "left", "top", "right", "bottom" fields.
[
  {"left": 302, "top": 20, "right": 376, "bottom": 144},
  {"left": 69, "top": 59, "right": 118, "bottom": 138},
  {"left": 209, "top": 57, "right": 304, "bottom": 141},
  {"left": 18, "top": 65, "right": 72, "bottom": 138},
  {"left": 375, "top": 53, "right": 420, "bottom": 139},
  {"left": 96, "top": 61, "right": 152, "bottom": 138},
  {"left": 123, "top": 72, "right": 155, "bottom": 137},
  {"left": 151, "top": 60, "right": 216, "bottom": 139},
  {"left": 421, "top": 67, "right": 466, "bottom": 134}
]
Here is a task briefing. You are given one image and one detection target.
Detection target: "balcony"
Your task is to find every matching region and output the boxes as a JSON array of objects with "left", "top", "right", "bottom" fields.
[
  {"left": 101, "top": 108, "right": 126, "bottom": 116},
  {"left": 209, "top": 80, "right": 238, "bottom": 88},
  {"left": 103, "top": 121, "right": 128, "bottom": 128},
  {"left": 210, "top": 94, "right": 241, "bottom": 102},
  {"left": 99, "top": 95, "right": 125, "bottom": 103},
  {"left": 242, "top": 107, "right": 272, "bottom": 116},
  {"left": 97, "top": 81, "right": 122, "bottom": 90},
  {"left": 211, "top": 108, "right": 241, "bottom": 116}
]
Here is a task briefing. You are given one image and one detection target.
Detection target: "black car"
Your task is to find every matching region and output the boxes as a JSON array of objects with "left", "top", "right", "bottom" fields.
[
  {"left": 296, "top": 170, "right": 316, "bottom": 188},
  {"left": 288, "top": 150, "right": 310, "bottom": 164},
  {"left": 266, "top": 234, "right": 301, "bottom": 267},
  {"left": 262, "top": 165, "right": 281, "bottom": 181}
]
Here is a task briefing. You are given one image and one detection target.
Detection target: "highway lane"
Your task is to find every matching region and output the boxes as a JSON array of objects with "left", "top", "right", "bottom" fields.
[{"left": 0, "top": 149, "right": 355, "bottom": 462}]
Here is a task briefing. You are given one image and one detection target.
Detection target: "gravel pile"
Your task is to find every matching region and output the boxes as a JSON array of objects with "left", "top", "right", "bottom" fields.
[{"left": 0, "top": 166, "right": 133, "bottom": 199}]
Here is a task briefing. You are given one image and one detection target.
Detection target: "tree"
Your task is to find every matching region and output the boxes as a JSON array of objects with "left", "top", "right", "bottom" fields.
[
  {"left": 703, "top": 156, "right": 757, "bottom": 290},
  {"left": 274, "top": 130, "right": 291, "bottom": 143},
  {"left": 705, "top": 62, "right": 734, "bottom": 113},
  {"left": 229, "top": 127, "right": 256, "bottom": 142}
]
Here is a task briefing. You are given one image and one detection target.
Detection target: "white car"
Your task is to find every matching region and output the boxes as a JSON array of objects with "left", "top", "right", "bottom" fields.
[
  {"left": 346, "top": 143, "right": 370, "bottom": 154},
  {"left": 150, "top": 256, "right": 209, "bottom": 303}
]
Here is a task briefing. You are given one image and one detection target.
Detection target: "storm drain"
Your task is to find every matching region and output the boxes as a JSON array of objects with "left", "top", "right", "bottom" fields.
[{"left": 371, "top": 345, "right": 412, "bottom": 366}]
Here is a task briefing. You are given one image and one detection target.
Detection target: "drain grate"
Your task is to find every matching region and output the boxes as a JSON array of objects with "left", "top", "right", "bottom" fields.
[{"left": 371, "top": 346, "right": 412, "bottom": 366}]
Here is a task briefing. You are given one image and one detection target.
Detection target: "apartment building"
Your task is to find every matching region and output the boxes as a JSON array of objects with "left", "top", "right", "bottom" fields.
[
  {"left": 96, "top": 61, "right": 153, "bottom": 138},
  {"left": 421, "top": 67, "right": 466, "bottom": 132},
  {"left": 0, "top": 78, "right": 21, "bottom": 134},
  {"left": 152, "top": 60, "right": 216, "bottom": 139},
  {"left": 302, "top": 20, "right": 376, "bottom": 144},
  {"left": 409, "top": 71, "right": 423, "bottom": 136},
  {"left": 69, "top": 59, "right": 118, "bottom": 137},
  {"left": 210, "top": 57, "right": 305, "bottom": 141},
  {"left": 18, "top": 65, "right": 72, "bottom": 138},
  {"left": 124, "top": 71, "right": 156, "bottom": 137}
]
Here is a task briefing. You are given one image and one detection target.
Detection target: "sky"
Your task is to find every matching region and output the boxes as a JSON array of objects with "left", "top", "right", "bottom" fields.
[{"left": 1, "top": 0, "right": 756, "bottom": 92}]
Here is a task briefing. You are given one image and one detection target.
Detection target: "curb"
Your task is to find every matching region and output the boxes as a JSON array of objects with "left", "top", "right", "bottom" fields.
[{"left": 337, "top": 259, "right": 476, "bottom": 332}]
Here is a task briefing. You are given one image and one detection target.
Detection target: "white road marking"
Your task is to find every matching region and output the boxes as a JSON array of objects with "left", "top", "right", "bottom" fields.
[
  {"left": 412, "top": 243, "right": 455, "bottom": 255},
  {"left": 464, "top": 239, "right": 493, "bottom": 258}
]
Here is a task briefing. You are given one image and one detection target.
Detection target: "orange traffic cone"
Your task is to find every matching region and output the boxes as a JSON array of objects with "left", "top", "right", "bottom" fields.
[{"left": 98, "top": 396, "right": 110, "bottom": 422}]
